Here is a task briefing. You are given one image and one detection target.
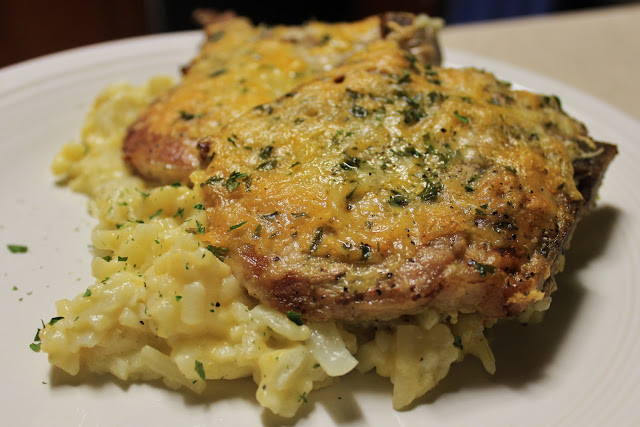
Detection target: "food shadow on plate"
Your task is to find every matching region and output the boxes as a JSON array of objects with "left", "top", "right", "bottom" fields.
[
  {"left": 47, "top": 205, "right": 620, "bottom": 421},
  {"left": 403, "top": 204, "right": 620, "bottom": 409}
]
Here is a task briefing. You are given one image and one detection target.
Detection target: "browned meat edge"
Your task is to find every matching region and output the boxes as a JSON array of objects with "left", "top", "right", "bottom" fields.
[
  {"left": 122, "top": 12, "right": 442, "bottom": 185},
  {"left": 234, "top": 142, "right": 617, "bottom": 321}
]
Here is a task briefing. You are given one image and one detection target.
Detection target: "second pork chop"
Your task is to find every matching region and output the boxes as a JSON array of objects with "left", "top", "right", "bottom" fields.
[{"left": 123, "top": 12, "right": 442, "bottom": 184}]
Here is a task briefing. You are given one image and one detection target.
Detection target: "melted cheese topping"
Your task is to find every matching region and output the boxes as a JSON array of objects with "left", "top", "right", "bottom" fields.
[
  {"left": 195, "top": 41, "right": 598, "bottom": 319},
  {"left": 142, "top": 17, "right": 383, "bottom": 144}
]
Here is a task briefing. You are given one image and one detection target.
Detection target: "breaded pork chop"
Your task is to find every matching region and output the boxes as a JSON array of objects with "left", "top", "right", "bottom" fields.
[
  {"left": 196, "top": 41, "right": 616, "bottom": 322},
  {"left": 123, "top": 12, "right": 442, "bottom": 184}
]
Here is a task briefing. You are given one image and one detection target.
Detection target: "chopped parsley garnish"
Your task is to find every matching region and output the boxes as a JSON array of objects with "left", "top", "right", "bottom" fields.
[
  {"left": 195, "top": 220, "right": 205, "bottom": 234},
  {"left": 418, "top": 178, "right": 441, "bottom": 202},
  {"left": 262, "top": 211, "right": 279, "bottom": 220},
  {"left": 203, "top": 176, "right": 224, "bottom": 187},
  {"left": 468, "top": 260, "right": 496, "bottom": 277},
  {"left": 540, "top": 236, "right": 558, "bottom": 257},
  {"left": 396, "top": 91, "right": 427, "bottom": 126},
  {"left": 149, "top": 209, "right": 163, "bottom": 220},
  {"left": 454, "top": 110, "right": 470, "bottom": 124},
  {"left": 346, "top": 185, "right": 357, "bottom": 201},
  {"left": 401, "top": 104, "right": 426, "bottom": 125},
  {"left": 552, "top": 95, "right": 562, "bottom": 108},
  {"left": 175, "top": 295, "right": 182, "bottom": 301},
  {"left": 346, "top": 88, "right": 363, "bottom": 100},
  {"left": 258, "top": 145, "right": 274, "bottom": 159},
  {"left": 136, "top": 189, "right": 150, "bottom": 198},
  {"left": 83, "top": 289, "right": 92, "bottom": 298},
  {"left": 208, "top": 31, "right": 224, "bottom": 42},
  {"left": 404, "top": 52, "right": 418, "bottom": 70},
  {"left": 194, "top": 360, "right": 206, "bottom": 381},
  {"left": 227, "top": 136, "right": 237, "bottom": 147},
  {"left": 401, "top": 145, "right": 423, "bottom": 158},
  {"left": 29, "top": 342, "right": 41, "bottom": 352},
  {"left": 389, "top": 192, "right": 409, "bottom": 207},
  {"left": 174, "top": 207, "right": 185, "bottom": 218},
  {"left": 423, "top": 92, "right": 443, "bottom": 107},
  {"left": 309, "top": 227, "right": 324, "bottom": 253},
  {"left": 331, "top": 129, "right": 344, "bottom": 144},
  {"left": 170, "top": 182, "right": 182, "bottom": 187},
  {"left": 396, "top": 70, "right": 411, "bottom": 84},
  {"left": 206, "top": 245, "right": 229, "bottom": 261},
  {"left": 257, "top": 159, "right": 278, "bottom": 170},
  {"left": 453, "top": 336, "right": 463, "bottom": 349},
  {"left": 339, "top": 157, "right": 361, "bottom": 171},
  {"left": 298, "top": 391, "right": 308, "bottom": 403},
  {"left": 350, "top": 105, "right": 367, "bottom": 118},
  {"left": 193, "top": 203, "right": 205, "bottom": 210},
  {"left": 286, "top": 311, "right": 304, "bottom": 326},
  {"left": 254, "top": 104, "right": 274, "bottom": 115},
  {"left": 225, "top": 171, "right": 248, "bottom": 192},
  {"left": 506, "top": 165, "right": 517, "bottom": 174},
  {"left": 360, "top": 243, "right": 372, "bottom": 261},
  {"left": 228, "top": 221, "right": 248, "bottom": 231},
  {"left": 7, "top": 244, "right": 28, "bottom": 253},
  {"left": 293, "top": 117, "right": 305, "bottom": 124},
  {"left": 179, "top": 110, "right": 201, "bottom": 121},
  {"left": 466, "top": 175, "right": 478, "bottom": 190},
  {"left": 48, "top": 317, "right": 64, "bottom": 325},
  {"left": 475, "top": 208, "right": 487, "bottom": 216},
  {"left": 210, "top": 68, "right": 227, "bottom": 78},
  {"left": 424, "top": 64, "right": 438, "bottom": 76}
]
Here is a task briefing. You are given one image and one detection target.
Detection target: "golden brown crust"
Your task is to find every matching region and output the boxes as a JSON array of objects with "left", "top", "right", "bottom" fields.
[
  {"left": 196, "top": 42, "right": 616, "bottom": 322},
  {"left": 122, "top": 13, "right": 442, "bottom": 184}
]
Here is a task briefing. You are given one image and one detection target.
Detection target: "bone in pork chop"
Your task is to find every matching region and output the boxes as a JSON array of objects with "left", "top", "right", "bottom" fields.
[{"left": 196, "top": 41, "right": 616, "bottom": 322}]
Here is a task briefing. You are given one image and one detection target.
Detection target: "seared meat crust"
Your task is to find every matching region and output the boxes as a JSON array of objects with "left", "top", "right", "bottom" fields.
[
  {"left": 123, "top": 13, "right": 442, "bottom": 184},
  {"left": 197, "top": 42, "right": 616, "bottom": 321}
]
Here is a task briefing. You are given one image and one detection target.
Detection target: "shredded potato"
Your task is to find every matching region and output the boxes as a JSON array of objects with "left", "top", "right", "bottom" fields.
[{"left": 39, "top": 78, "right": 546, "bottom": 417}]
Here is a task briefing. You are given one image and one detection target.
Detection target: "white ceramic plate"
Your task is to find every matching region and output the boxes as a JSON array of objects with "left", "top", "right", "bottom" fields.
[{"left": 1, "top": 32, "right": 638, "bottom": 426}]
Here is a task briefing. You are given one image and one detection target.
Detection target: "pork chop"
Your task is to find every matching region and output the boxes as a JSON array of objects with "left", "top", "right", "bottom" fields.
[
  {"left": 123, "top": 12, "right": 442, "bottom": 184},
  {"left": 196, "top": 41, "right": 616, "bottom": 322}
]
